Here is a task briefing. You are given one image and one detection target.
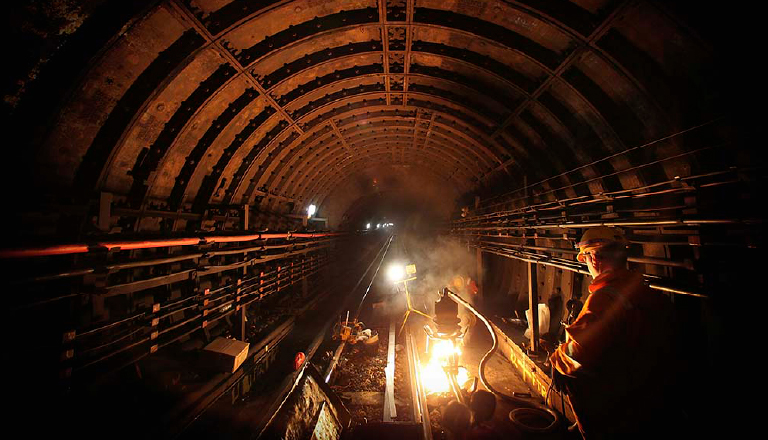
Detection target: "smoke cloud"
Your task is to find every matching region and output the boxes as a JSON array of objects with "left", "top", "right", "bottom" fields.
[{"left": 396, "top": 233, "right": 477, "bottom": 319}]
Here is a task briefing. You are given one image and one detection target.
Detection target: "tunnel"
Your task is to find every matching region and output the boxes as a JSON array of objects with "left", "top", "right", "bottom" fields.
[{"left": 1, "top": 1, "right": 761, "bottom": 439}]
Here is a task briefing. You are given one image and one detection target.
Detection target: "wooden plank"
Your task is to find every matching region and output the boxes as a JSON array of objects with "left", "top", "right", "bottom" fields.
[
  {"left": 527, "top": 262, "right": 539, "bottom": 351},
  {"left": 490, "top": 321, "right": 577, "bottom": 424},
  {"left": 383, "top": 320, "right": 397, "bottom": 421}
]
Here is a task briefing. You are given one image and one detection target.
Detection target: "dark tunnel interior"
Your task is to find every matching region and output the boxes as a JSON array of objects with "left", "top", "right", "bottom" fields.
[{"left": 1, "top": 1, "right": 762, "bottom": 439}]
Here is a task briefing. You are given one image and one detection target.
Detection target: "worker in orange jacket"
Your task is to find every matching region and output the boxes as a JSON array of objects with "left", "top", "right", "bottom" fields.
[{"left": 548, "top": 227, "right": 677, "bottom": 439}]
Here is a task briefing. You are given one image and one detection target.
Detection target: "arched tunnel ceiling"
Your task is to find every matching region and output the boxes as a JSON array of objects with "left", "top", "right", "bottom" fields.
[{"left": 3, "top": 0, "right": 747, "bottom": 230}]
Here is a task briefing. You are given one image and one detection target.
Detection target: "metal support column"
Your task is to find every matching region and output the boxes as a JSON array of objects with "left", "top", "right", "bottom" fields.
[
  {"left": 301, "top": 275, "right": 309, "bottom": 298},
  {"left": 522, "top": 175, "right": 539, "bottom": 352},
  {"left": 527, "top": 261, "right": 539, "bottom": 352},
  {"left": 476, "top": 248, "right": 484, "bottom": 306},
  {"left": 237, "top": 279, "right": 247, "bottom": 341},
  {"left": 239, "top": 305, "right": 247, "bottom": 341},
  {"left": 98, "top": 192, "right": 112, "bottom": 231},
  {"left": 474, "top": 195, "right": 484, "bottom": 305}
]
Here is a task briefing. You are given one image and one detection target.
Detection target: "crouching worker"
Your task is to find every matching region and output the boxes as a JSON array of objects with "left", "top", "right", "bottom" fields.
[
  {"left": 467, "top": 390, "right": 501, "bottom": 440},
  {"left": 442, "top": 400, "right": 471, "bottom": 440},
  {"left": 548, "top": 226, "right": 678, "bottom": 439}
]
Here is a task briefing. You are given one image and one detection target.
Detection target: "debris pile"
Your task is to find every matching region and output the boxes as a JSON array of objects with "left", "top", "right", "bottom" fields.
[{"left": 330, "top": 327, "right": 388, "bottom": 424}]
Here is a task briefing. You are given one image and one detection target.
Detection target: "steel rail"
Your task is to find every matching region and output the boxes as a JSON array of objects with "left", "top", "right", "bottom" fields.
[
  {"left": 323, "top": 234, "right": 394, "bottom": 382},
  {"left": 248, "top": 235, "right": 393, "bottom": 439},
  {"left": 397, "top": 232, "right": 433, "bottom": 440},
  {"left": 407, "top": 326, "right": 433, "bottom": 440},
  {"left": 383, "top": 320, "right": 397, "bottom": 422}
]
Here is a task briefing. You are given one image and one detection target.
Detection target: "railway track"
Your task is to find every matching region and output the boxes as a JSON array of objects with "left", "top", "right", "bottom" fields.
[
  {"left": 320, "top": 233, "right": 434, "bottom": 439},
  {"left": 176, "top": 234, "right": 394, "bottom": 439},
  {"left": 243, "top": 232, "right": 481, "bottom": 440}
]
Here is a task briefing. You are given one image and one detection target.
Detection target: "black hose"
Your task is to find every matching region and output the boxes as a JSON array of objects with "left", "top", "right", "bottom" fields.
[
  {"left": 442, "top": 288, "right": 530, "bottom": 405},
  {"left": 443, "top": 288, "right": 560, "bottom": 428}
]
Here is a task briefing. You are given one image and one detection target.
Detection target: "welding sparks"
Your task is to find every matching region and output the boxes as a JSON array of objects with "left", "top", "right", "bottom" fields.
[{"left": 420, "top": 339, "right": 469, "bottom": 395}]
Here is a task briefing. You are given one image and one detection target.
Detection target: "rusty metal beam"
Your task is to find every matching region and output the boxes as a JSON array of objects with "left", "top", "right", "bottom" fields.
[
  {"left": 318, "top": 149, "right": 468, "bottom": 190},
  {"left": 314, "top": 156, "right": 469, "bottom": 206},
  {"left": 343, "top": 135, "right": 484, "bottom": 174},
  {"left": 379, "top": 0, "right": 392, "bottom": 105},
  {"left": 169, "top": 1, "right": 303, "bottom": 134},
  {"left": 293, "top": 140, "right": 477, "bottom": 201},
  {"left": 270, "top": 104, "right": 504, "bottom": 200},
  {"left": 335, "top": 114, "right": 497, "bottom": 166},
  {"left": 344, "top": 134, "right": 488, "bottom": 173},
  {"left": 490, "top": 2, "right": 632, "bottom": 138},
  {"left": 403, "top": 0, "right": 415, "bottom": 103},
  {"left": 293, "top": 96, "right": 503, "bottom": 157},
  {"left": 306, "top": 147, "right": 475, "bottom": 200},
  {"left": 328, "top": 119, "right": 352, "bottom": 153}
]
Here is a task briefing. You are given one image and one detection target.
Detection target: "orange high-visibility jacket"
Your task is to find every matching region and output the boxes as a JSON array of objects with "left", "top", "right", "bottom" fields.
[
  {"left": 549, "top": 268, "right": 676, "bottom": 437},
  {"left": 550, "top": 268, "right": 672, "bottom": 374}
]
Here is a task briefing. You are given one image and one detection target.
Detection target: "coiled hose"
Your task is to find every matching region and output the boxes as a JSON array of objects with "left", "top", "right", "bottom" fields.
[{"left": 443, "top": 288, "right": 559, "bottom": 433}]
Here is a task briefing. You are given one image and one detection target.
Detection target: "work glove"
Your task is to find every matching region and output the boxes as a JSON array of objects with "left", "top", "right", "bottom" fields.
[{"left": 538, "top": 337, "right": 555, "bottom": 354}]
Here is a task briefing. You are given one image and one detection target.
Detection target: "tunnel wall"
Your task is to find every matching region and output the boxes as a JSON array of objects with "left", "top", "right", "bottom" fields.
[{"left": 3, "top": 0, "right": 756, "bottom": 243}]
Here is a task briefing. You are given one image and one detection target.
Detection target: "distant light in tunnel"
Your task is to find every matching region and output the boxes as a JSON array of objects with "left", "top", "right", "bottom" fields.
[
  {"left": 366, "top": 223, "right": 371, "bottom": 230},
  {"left": 376, "top": 223, "right": 381, "bottom": 229},
  {"left": 306, "top": 204, "right": 317, "bottom": 218}
]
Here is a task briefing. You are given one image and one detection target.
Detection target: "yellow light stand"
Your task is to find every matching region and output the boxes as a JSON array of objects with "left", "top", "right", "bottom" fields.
[{"left": 394, "top": 264, "right": 432, "bottom": 335}]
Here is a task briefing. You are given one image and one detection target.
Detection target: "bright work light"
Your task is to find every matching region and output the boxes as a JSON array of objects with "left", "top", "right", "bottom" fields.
[{"left": 387, "top": 264, "right": 406, "bottom": 282}]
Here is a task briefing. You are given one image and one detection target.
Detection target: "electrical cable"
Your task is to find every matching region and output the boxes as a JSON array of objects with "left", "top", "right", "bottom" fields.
[
  {"left": 482, "top": 141, "right": 730, "bottom": 213},
  {"left": 454, "top": 165, "right": 750, "bottom": 223},
  {"left": 482, "top": 116, "right": 730, "bottom": 208},
  {"left": 443, "top": 287, "right": 560, "bottom": 432}
]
